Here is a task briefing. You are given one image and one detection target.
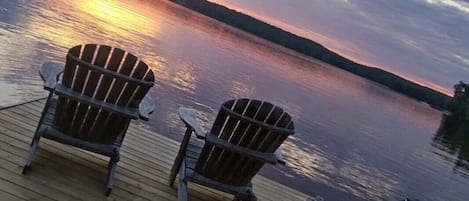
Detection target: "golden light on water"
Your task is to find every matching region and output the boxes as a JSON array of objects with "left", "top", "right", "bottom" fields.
[
  {"left": 78, "top": 0, "right": 160, "bottom": 36},
  {"left": 23, "top": 0, "right": 163, "bottom": 48},
  {"left": 24, "top": 4, "right": 85, "bottom": 48}
]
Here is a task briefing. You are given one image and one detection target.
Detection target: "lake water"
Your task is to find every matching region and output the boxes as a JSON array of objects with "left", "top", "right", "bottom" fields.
[{"left": 0, "top": 0, "right": 467, "bottom": 200}]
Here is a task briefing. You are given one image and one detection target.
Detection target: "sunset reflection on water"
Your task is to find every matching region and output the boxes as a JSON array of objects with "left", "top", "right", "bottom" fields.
[
  {"left": 79, "top": 0, "right": 160, "bottom": 37},
  {"left": 283, "top": 139, "right": 397, "bottom": 200},
  {"left": 0, "top": 0, "right": 467, "bottom": 200}
]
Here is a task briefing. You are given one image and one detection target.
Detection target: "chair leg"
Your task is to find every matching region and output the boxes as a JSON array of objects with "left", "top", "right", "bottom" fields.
[
  {"left": 178, "top": 159, "right": 188, "bottom": 201},
  {"left": 169, "top": 128, "right": 192, "bottom": 187},
  {"left": 169, "top": 152, "right": 184, "bottom": 187},
  {"left": 22, "top": 132, "right": 42, "bottom": 174},
  {"left": 23, "top": 94, "right": 53, "bottom": 174},
  {"left": 105, "top": 157, "right": 118, "bottom": 196}
]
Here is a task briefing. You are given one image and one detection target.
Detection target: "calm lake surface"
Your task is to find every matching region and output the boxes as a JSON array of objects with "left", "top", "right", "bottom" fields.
[{"left": 0, "top": 0, "right": 468, "bottom": 200}]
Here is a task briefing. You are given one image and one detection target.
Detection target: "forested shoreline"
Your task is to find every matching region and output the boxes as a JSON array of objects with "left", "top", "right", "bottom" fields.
[{"left": 171, "top": 0, "right": 451, "bottom": 110}]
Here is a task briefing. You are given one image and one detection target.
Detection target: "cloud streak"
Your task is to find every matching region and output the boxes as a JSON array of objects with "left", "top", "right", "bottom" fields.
[{"left": 425, "top": 0, "right": 469, "bottom": 14}]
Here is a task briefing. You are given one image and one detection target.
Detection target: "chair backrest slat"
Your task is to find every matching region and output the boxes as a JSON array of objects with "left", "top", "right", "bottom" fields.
[
  {"left": 80, "top": 46, "right": 124, "bottom": 141},
  {"left": 85, "top": 47, "right": 126, "bottom": 141},
  {"left": 195, "top": 98, "right": 294, "bottom": 186},
  {"left": 68, "top": 44, "right": 97, "bottom": 138},
  {"left": 93, "top": 53, "right": 137, "bottom": 143},
  {"left": 79, "top": 45, "right": 112, "bottom": 139},
  {"left": 57, "top": 45, "right": 95, "bottom": 135},
  {"left": 128, "top": 71, "right": 154, "bottom": 108},
  {"left": 105, "top": 53, "right": 137, "bottom": 103},
  {"left": 230, "top": 101, "right": 275, "bottom": 184},
  {"left": 213, "top": 99, "right": 262, "bottom": 182},
  {"left": 118, "top": 61, "right": 148, "bottom": 106},
  {"left": 95, "top": 47, "right": 125, "bottom": 100},
  {"left": 235, "top": 105, "right": 287, "bottom": 184},
  {"left": 53, "top": 45, "right": 81, "bottom": 132},
  {"left": 51, "top": 44, "right": 154, "bottom": 144},
  {"left": 83, "top": 45, "right": 112, "bottom": 96},
  {"left": 203, "top": 99, "right": 250, "bottom": 181}
]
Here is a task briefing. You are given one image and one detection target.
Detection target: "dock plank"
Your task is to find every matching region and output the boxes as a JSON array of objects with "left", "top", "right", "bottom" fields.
[
  {"left": 0, "top": 188, "right": 25, "bottom": 201},
  {"left": 0, "top": 100, "right": 310, "bottom": 201}
]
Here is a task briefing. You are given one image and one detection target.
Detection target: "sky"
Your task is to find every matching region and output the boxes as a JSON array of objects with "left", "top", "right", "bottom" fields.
[{"left": 208, "top": 0, "right": 469, "bottom": 95}]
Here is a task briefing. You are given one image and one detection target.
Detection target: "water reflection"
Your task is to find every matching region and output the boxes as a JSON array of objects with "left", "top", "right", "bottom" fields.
[
  {"left": 0, "top": 23, "right": 47, "bottom": 107},
  {"left": 1, "top": 0, "right": 469, "bottom": 200},
  {"left": 0, "top": 0, "right": 171, "bottom": 107},
  {"left": 282, "top": 140, "right": 335, "bottom": 185},
  {"left": 433, "top": 114, "right": 469, "bottom": 176},
  {"left": 230, "top": 80, "right": 255, "bottom": 97},
  {"left": 283, "top": 139, "right": 397, "bottom": 200},
  {"left": 26, "top": 6, "right": 88, "bottom": 49},
  {"left": 171, "top": 63, "right": 198, "bottom": 93},
  {"left": 79, "top": 0, "right": 160, "bottom": 37}
]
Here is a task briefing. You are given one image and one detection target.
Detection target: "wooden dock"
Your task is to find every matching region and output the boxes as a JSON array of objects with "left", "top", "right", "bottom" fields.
[{"left": 0, "top": 99, "right": 311, "bottom": 201}]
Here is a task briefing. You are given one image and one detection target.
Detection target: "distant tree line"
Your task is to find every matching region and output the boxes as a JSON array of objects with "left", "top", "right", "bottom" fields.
[{"left": 171, "top": 0, "right": 451, "bottom": 110}]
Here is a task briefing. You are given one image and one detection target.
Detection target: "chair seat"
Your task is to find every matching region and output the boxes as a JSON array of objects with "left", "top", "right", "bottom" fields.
[
  {"left": 39, "top": 98, "right": 118, "bottom": 157},
  {"left": 185, "top": 141, "right": 253, "bottom": 198}
]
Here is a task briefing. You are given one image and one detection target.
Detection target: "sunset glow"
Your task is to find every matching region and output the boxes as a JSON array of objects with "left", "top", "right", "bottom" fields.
[
  {"left": 209, "top": 0, "right": 467, "bottom": 95},
  {"left": 0, "top": 1, "right": 465, "bottom": 200},
  {"left": 79, "top": 0, "right": 159, "bottom": 36}
]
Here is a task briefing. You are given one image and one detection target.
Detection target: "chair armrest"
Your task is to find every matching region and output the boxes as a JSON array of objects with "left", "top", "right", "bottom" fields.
[
  {"left": 178, "top": 107, "right": 206, "bottom": 139},
  {"left": 274, "top": 147, "right": 286, "bottom": 165},
  {"left": 39, "top": 62, "right": 63, "bottom": 91},
  {"left": 139, "top": 95, "right": 154, "bottom": 121}
]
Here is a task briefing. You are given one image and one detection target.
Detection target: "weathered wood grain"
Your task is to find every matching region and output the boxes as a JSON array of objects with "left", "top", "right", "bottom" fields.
[{"left": 0, "top": 100, "right": 309, "bottom": 201}]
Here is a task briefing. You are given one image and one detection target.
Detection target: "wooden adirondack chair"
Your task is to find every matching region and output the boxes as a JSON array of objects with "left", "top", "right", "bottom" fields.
[
  {"left": 22, "top": 44, "right": 155, "bottom": 196},
  {"left": 169, "top": 98, "right": 295, "bottom": 201}
]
